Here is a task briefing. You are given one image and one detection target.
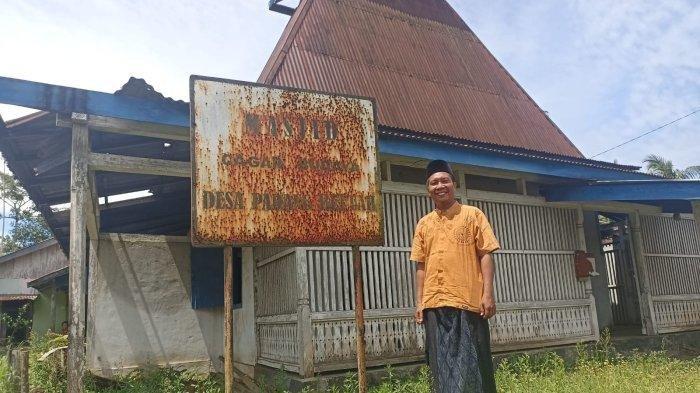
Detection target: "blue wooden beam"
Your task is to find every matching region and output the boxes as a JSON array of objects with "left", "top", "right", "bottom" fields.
[
  {"left": 541, "top": 180, "right": 700, "bottom": 212},
  {"left": 0, "top": 76, "right": 189, "bottom": 127},
  {"left": 1, "top": 76, "right": 657, "bottom": 182},
  {"left": 378, "top": 133, "right": 656, "bottom": 181}
]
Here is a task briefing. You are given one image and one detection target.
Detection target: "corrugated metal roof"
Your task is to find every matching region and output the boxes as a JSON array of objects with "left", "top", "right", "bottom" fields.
[
  {"left": 0, "top": 78, "right": 192, "bottom": 254},
  {"left": 259, "top": 0, "right": 583, "bottom": 157}
]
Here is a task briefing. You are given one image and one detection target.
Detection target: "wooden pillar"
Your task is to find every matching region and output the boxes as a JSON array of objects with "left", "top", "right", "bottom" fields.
[
  {"left": 296, "top": 248, "right": 314, "bottom": 378},
  {"left": 224, "top": 246, "right": 234, "bottom": 393},
  {"left": 352, "top": 246, "right": 367, "bottom": 393},
  {"left": 692, "top": 201, "right": 700, "bottom": 239},
  {"left": 50, "top": 280, "right": 57, "bottom": 332},
  {"left": 577, "top": 207, "right": 600, "bottom": 339},
  {"left": 68, "top": 113, "right": 88, "bottom": 393},
  {"left": 0, "top": 302, "right": 4, "bottom": 341},
  {"left": 629, "top": 211, "right": 657, "bottom": 335},
  {"left": 382, "top": 161, "right": 392, "bottom": 182},
  {"left": 18, "top": 349, "right": 29, "bottom": 393}
]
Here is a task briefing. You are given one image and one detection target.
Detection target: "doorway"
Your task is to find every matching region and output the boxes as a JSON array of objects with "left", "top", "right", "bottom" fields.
[{"left": 598, "top": 213, "right": 642, "bottom": 332}]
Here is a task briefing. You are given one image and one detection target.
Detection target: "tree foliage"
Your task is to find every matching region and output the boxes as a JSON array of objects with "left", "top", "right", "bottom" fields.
[
  {"left": 0, "top": 172, "right": 52, "bottom": 254},
  {"left": 643, "top": 154, "right": 700, "bottom": 179}
]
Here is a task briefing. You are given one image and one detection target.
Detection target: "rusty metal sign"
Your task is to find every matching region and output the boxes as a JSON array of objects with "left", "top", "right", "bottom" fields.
[{"left": 190, "top": 76, "right": 383, "bottom": 246}]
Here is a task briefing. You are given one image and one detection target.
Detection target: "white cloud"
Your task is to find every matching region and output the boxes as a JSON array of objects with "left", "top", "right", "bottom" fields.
[
  {"left": 0, "top": 0, "right": 289, "bottom": 119},
  {"left": 1, "top": 0, "right": 697, "bottom": 170},
  {"left": 453, "top": 0, "right": 699, "bottom": 168}
]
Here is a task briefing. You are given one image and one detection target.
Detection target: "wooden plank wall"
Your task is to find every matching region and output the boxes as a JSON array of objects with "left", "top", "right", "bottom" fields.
[
  {"left": 469, "top": 198, "right": 595, "bottom": 349},
  {"left": 640, "top": 215, "right": 700, "bottom": 333},
  {"left": 295, "top": 190, "right": 596, "bottom": 371},
  {"left": 254, "top": 247, "right": 299, "bottom": 371}
]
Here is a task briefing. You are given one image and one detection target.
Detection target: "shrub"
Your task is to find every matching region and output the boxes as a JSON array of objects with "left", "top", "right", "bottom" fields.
[{"left": 29, "top": 331, "right": 69, "bottom": 393}]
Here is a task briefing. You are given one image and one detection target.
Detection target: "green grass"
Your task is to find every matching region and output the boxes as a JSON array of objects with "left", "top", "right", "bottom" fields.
[
  {"left": 1, "top": 332, "right": 698, "bottom": 392},
  {"left": 84, "top": 368, "right": 223, "bottom": 393},
  {"left": 0, "top": 355, "right": 17, "bottom": 392},
  {"left": 494, "top": 350, "right": 700, "bottom": 393}
]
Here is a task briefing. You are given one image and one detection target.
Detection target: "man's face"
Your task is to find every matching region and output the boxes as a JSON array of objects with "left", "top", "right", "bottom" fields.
[{"left": 427, "top": 172, "right": 455, "bottom": 204}]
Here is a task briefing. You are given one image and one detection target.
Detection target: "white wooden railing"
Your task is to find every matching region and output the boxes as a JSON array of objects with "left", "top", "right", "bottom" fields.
[{"left": 254, "top": 190, "right": 598, "bottom": 375}]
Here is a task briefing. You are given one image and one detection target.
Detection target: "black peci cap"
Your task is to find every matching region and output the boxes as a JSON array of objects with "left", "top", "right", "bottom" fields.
[{"left": 425, "top": 160, "right": 454, "bottom": 182}]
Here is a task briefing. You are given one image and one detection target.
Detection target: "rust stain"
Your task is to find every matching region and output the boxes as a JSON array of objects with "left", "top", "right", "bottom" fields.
[{"left": 191, "top": 78, "right": 383, "bottom": 246}]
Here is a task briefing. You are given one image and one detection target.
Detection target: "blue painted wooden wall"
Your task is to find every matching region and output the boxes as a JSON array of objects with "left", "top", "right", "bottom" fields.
[{"left": 190, "top": 247, "right": 242, "bottom": 309}]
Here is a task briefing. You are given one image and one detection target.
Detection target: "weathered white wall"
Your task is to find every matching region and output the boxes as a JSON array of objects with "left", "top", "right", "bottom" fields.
[
  {"left": 86, "top": 234, "right": 255, "bottom": 377},
  {"left": 0, "top": 240, "right": 67, "bottom": 279}
]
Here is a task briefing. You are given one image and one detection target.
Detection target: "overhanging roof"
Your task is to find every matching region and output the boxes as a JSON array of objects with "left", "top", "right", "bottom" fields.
[
  {"left": 542, "top": 180, "right": 700, "bottom": 213},
  {"left": 0, "top": 78, "right": 192, "bottom": 252},
  {"left": 0, "top": 75, "right": 676, "bottom": 255},
  {"left": 27, "top": 267, "right": 68, "bottom": 290}
]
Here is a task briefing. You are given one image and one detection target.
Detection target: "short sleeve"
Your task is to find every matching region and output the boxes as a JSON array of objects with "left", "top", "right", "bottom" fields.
[
  {"left": 474, "top": 208, "right": 500, "bottom": 257},
  {"left": 410, "top": 220, "right": 426, "bottom": 263}
]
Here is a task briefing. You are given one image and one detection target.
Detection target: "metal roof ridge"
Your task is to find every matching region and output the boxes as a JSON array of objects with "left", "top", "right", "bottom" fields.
[{"left": 345, "top": 0, "right": 474, "bottom": 36}]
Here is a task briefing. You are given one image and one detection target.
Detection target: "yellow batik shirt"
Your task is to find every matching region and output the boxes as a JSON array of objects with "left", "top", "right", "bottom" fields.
[{"left": 410, "top": 202, "right": 500, "bottom": 313}]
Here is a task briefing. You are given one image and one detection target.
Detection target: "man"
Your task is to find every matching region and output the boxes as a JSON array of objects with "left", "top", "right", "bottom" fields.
[{"left": 411, "top": 160, "right": 500, "bottom": 393}]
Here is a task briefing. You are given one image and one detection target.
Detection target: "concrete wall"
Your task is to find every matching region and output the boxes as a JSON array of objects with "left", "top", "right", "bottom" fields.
[
  {"left": 0, "top": 240, "right": 67, "bottom": 279},
  {"left": 86, "top": 234, "right": 255, "bottom": 377}
]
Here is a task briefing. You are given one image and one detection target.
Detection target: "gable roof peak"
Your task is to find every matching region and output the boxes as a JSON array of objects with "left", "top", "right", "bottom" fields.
[{"left": 260, "top": 0, "right": 583, "bottom": 157}]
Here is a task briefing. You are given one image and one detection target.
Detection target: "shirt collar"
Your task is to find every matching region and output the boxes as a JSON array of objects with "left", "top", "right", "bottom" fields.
[{"left": 435, "top": 200, "right": 461, "bottom": 218}]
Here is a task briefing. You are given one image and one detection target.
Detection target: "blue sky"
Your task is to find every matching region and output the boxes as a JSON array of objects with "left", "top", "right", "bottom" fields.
[{"left": 0, "top": 0, "right": 698, "bottom": 168}]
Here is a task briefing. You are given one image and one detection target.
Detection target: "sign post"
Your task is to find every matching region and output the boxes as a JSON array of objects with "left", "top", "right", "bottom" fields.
[
  {"left": 190, "top": 76, "right": 383, "bottom": 392},
  {"left": 223, "top": 246, "right": 234, "bottom": 392},
  {"left": 352, "top": 246, "right": 367, "bottom": 392}
]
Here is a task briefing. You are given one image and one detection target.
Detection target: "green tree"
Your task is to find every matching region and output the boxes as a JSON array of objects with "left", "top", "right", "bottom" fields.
[
  {"left": 643, "top": 154, "right": 700, "bottom": 179},
  {"left": 0, "top": 172, "right": 52, "bottom": 254}
]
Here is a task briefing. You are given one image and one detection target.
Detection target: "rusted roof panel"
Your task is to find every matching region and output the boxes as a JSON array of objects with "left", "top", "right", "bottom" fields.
[{"left": 260, "top": 0, "right": 583, "bottom": 157}]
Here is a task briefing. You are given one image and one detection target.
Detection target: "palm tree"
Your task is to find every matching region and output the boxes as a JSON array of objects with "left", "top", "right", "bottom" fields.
[{"left": 643, "top": 154, "right": 700, "bottom": 179}]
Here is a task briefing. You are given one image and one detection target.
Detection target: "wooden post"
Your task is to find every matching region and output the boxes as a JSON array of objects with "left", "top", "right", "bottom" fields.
[
  {"left": 629, "top": 211, "right": 657, "bottom": 335},
  {"left": 352, "top": 246, "right": 367, "bottom": 393},
  {"left": 224, "top": 246, "right": 234, "bottom": 393},
  {"left": 296, "top": 248, "right": 314, "bottom": 378},
  {"left": 50, "top": 280, "right": 57, "bottom": 332},
  {"left": 68, "top": 113, "right": 89, "bottom": 393},
  {"left": 576, "top": 207, "right": 599, "bottom": 339},
  {"left": 18, "top": 349, "right": 29, "bottom": 393},
  {"left": 692, "top": 201, "right": 700, "bottom": 239}
]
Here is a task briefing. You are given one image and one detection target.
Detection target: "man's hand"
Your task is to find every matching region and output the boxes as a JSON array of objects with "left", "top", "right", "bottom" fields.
[
  {"left": 480, "top": 294, "right": 496, "bottom": 319},
  {"left": 415, "top": 306, "right": 424, "bottom": 324}
]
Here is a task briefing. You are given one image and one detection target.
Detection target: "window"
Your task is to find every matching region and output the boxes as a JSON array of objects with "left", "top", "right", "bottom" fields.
[
  {"left": 465, "top": 174, "right": 519, "bottom": 194},
  {"left": 390, "top": 164, "right": 426, "bottom": 185}
]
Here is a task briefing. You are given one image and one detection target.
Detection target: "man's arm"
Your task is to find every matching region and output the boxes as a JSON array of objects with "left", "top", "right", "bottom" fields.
[
  {"left": 480, "top": 253, "right": 496, "bottom": 319},
  {"left": 415, "top": 262, "right": 425, "bottom": 324}
]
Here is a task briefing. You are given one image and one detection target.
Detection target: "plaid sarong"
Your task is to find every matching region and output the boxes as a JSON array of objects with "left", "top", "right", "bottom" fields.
[{"left": 424, "top": 307, "right": 496, "bottom": 393}]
